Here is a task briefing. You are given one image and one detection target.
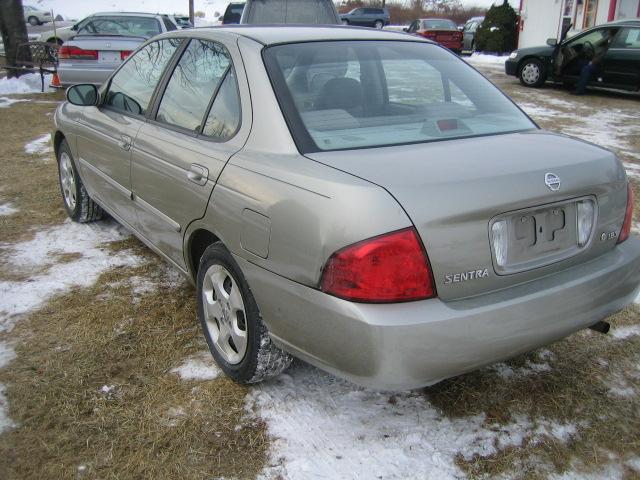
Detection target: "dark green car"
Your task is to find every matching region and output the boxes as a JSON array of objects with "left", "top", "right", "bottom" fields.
[{"left": 505, "top": 20, "right": 640, "bottom": 91}]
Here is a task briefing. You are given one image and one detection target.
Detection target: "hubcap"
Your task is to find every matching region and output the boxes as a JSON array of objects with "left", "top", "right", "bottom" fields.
[
  {"left": 521, "top": 63, "right": 540, "bottom": 84},
  {"left": 202, "top": 264, "right": 248, "bottom": 364},
  {"left": 59, "top": 152, "right": 77, "bottom": 210},
  {"left": 375, "top": 21, "right": 383, "bottom": 29}
]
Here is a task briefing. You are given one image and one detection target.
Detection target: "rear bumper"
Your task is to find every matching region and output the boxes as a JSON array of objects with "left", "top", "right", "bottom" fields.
[
  {"left": 57, "top": 63, "right": 117, "bottom": 87},
  {"left": 505, "top": 58, "right": 518, "bottom": 76},
  {"left": 237, "top": 237, "right": 640, "bottom": 390},
  {"left": 438, "top": 40, "right": 463, "bottom": 52}
]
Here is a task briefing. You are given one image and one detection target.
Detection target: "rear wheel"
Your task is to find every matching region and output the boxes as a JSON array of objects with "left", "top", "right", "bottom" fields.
[
  {"left": 197, "top": 242, "right": 292, "bottom": 384},
  {"left": 374, "top": 20, "right": 384, "bottom": 29},
  {"left": 519, "top": 58, "right": 547, "bottom": 88},
  {"left": 57, "top": 139, "right": 103, "bottom": 223},
  {"left": 342, "top": 19, "right": 349, "bottom": 25},
  {"left": 28, "top": 16, "right": 40, "bottom": 26}
]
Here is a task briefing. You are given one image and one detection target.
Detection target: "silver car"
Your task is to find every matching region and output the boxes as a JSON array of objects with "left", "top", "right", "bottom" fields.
[
  {"left": 57, "top": 13, "right": 178, "bottom": 87},
  {"left": 53, "top": 26, "right": 640, "bottom": 390}
]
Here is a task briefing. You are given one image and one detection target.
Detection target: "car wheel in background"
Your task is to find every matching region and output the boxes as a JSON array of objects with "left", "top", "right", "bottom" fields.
[
  {"left": 342, "top": 19, "right": 349, "bottom": 25},
  {"left": 471, "top": 40, "right": 475, "bottom": 52},
  {"left": 57, "top": 139, "right": 103, "bottom": 222},
  {"left": 374, "top": 20, "right": 384, "bottom": 29},
  {"left": 518, "top": 58, "right": 547, "bottom": 88},
  {"left": 28, "top": 16, "right": 40, "bottom": 26},
  {"left": 197, "top": 242, "right": 292, "bottom": 384}
]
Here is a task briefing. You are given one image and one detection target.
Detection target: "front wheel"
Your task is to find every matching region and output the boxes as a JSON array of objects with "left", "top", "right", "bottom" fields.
[
  {"left": 57, "top": 139, "right": 103, "bottom": 222},
  {"left": 197, "top": 243, "right": 292, "bottom": 384},
  {"left": 374, "top": 20, "right": 384, "bottom": 29},
  {"left": 341, "top": 19, "right": 349, "bottom": 25},
  {"left": 519, "top": 58, "right": 548, "bottom": 88},
  {"left": 28, "top": 16, "right": 40, "bottom": 26}
]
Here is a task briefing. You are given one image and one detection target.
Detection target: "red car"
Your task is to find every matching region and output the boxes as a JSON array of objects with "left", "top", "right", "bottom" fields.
[{"left": 405, "top": 18, "right": 463, "bottom": 54}]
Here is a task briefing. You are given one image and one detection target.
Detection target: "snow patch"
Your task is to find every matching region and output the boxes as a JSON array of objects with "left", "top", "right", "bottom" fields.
[
  {"left": 0, "top": 219, "right": 140, "bottom": 333},
  {"left": 248, "top": 363, "right": 576, "bottom": 480},
  {"left": 610, "top": 325, "right": 640, "bottom": 340},
  {"left": 549, "top": 462, "right": 624, "bottom": 480},
  {"left": 24, "top": 134, "right": 53, "bottom": 157},
  {"left": 0, "top": 342, "right": 16, "bottom": 369},
  {"left": 0, "top": 97, "right": 29, "bottom": 108},
  {"left": 0, "top": 384, "right": 14, "bottom": 434},
  {"left": 492, "top": 360, "right": 552, "bottom": 380},
  {"left": 0, "top": 203, "right": 18, "bottom": 217},
  {"left": 465, "top": 53, "right": 511, "bottom": 67},
  {"left": 520, "top": 103, "right": 560, "bottom": 119},
  {"left": 0, "top": 73, "right": 52, "bottom": 94},
  {"left": 171, "top": 351, "right": 221, "bottom": 381}
]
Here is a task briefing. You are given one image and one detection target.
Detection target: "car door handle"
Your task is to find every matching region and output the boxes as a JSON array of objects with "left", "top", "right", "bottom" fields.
[
  {"left": 187, "top": 164, "right": 208, "bottom": 186},
  {"left": 119, "top": 134, "right": 132, "bottom": 151}
]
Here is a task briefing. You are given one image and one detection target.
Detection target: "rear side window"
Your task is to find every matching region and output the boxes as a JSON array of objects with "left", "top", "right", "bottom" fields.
[
  {"left": 244, "top": 0, "right": 337, "bottom": 24},
  {"left": 202, "top": 70, "right": 241, "bottom": 141},
  {"left": 612, "top": 28, "right": 640, "bottom": 49},
  {"left": 156, "top": 39, "right": 231, "bottom": 132},
  {"left": 105, "top": 38, "right": 182, "bottom": 115},
  {"left": 264, "top": 41, "right": 536, "bottom": 152}
]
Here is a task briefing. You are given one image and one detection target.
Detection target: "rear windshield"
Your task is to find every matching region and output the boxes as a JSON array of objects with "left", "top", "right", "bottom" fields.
[
  {"left": 264, "top": 40, "right": 536, "bottom": 152},
  {"left": 244, "top": 0, "right": 337, "bottom": 24},
  {"left": 76, "top": 16, "right": 162, "bottom": 37},
  {"left": 423, "top": 19, "right": 457, "bottom": 30}
]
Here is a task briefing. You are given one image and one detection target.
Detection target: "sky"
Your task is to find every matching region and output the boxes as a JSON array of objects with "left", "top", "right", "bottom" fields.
[{"left": 32, "top": 0, "right": 520, "bottom": 21}]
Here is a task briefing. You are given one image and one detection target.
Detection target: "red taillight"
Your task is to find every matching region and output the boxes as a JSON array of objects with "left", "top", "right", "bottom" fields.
[
  {"left": 618, "top": 183, "right": 634, "bottom": 244},
  {"left": 320, "top": 228, "right": 436, "bottom": 303},
  {"left": 120, "top": 50, "right": 132, "bottom": 61},
  {"left": 58, "top": 45, "right": 98, "bottom": 60},
  {"left": 421, "top": 30, "right": 437, "bottom": 39}
]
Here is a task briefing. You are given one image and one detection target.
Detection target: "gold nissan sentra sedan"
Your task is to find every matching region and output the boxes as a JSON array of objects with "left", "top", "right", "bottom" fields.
[{"left": 53, "top": 26, "right": 640, "bottom": 390}]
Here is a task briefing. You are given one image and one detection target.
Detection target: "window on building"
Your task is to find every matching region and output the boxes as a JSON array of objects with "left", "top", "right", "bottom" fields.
[{"left": 583, "top": 0, "right": 599, "bottom": 28}]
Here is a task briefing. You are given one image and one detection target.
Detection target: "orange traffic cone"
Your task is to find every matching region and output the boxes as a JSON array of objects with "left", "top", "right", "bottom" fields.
[{"left": 51, "top": 72, "right": 61, "bottom": 88}]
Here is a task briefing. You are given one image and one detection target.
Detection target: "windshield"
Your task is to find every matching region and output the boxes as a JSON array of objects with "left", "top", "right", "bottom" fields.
[
  {"left": 423, "top": 19, "right": 456, "bottom": 30},
  {"left": 76, "top": 16, "right": 162, "bottom": 37},
  {"left": 264, "top": 41, "right": 536, "bottom": 152}
]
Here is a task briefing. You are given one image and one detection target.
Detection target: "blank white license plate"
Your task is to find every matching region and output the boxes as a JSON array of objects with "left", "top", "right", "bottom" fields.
[{"left": 98, "top": 51, "right": 120, "bottom": 63}]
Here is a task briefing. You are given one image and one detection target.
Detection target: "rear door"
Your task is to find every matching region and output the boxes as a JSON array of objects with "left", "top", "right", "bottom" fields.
[
  {"left": 603, "top": 27, "right": 640, "bottom": 89},
  {"left": 130, "top": 36, "right": 251, "bottom": 268},
  {"left": 75, "top": 38, "right": 182, "bottom": 225}
]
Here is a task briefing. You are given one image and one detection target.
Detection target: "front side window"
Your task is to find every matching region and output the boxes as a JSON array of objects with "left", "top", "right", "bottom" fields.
[
  {"left": 264, "top": 41, "right": 536, "bottom": 152},
  {"left": 105, "top": 39, "right": 182, "bottom": 115},
  {"left": 76, "top": 16, "right": 162, "bottom": 37},
  {"left": 156, "top": 39, "right": 231, "bottom": 132}
]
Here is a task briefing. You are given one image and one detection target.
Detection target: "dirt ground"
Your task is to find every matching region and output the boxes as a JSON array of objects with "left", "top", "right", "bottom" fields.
[{"left": 0, "top": 65, "right": 639, "bottom": 480}]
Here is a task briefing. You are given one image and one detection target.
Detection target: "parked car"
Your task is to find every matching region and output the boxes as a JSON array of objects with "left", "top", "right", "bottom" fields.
[
  {"left": 340, "top": 7, "right": 390, "bottom": 29},
  {"left": 38, "top": 12, "right": 179, "bottom": 45},
  {"left": 462, "top": 16, "right": 483, "bottom": 52},
  {"left": 506, "top": 19, "right": 640, "bottom": 90},
  {"left": 406, "top": 18, "right": 463, "bottom": 54},
  {"left": 23, "top": 4, "right": 51, "bottom": 26},
  {"left": 240, "top": 0, "right": 340, "bottom": 24},
  {"left": 222, "top": 2, "right": 245, "bottom": 24},
  {"left": 57, "top": 13, "right": 178, "bottom": 87},
  {"left": 55, "top": 26, "right": 640, "bottom": 390}
]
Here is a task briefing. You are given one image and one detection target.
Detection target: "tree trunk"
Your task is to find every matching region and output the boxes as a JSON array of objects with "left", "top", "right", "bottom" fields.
[
  {"left": 189, "top": 0, "right": 195, "bottom": 26},
  {"left": 0, "top": 0, "right": 28, "bottom": 76}
]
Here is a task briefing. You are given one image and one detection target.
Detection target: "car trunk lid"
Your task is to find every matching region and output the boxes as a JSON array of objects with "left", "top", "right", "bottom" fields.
[{"left": 306, "top": 130, "right": 627, "bottom": 301}]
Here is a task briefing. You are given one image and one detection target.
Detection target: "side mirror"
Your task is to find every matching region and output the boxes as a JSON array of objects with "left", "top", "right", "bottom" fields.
[
  {"left": 66, "top": 84, "right": 98, "bottom": 106},
  {"left": 458, "top": 25, "right": 464, "bottom": 31},
  {"left": 546, "top": 38, "right": 558, "bottom": 47},
  {"left": 403, "top": 27, "right": 408, "bottom": 32}
]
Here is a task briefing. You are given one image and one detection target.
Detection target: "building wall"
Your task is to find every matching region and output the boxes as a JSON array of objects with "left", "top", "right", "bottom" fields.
[{"left": 518, "top": 0, "right": 564, "bottom": 48}]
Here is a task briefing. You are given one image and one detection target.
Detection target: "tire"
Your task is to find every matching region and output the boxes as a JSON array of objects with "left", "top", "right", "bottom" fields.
[
  {"left": 197, "top": 242, "right": 292, "bottom": 384},
  {"left": 28, "top": 16, "right": 40, "bottom": 26},
  {"left": 341, "top": 19, "right": 349, "bottom": 25},
  {"left": 57, "top": 139, "right": 103, "bottom": 223},
  {"left": 518, "top": 58, "right": 547, "bottom": 88},
  {"left": 374, "top": 20, "right": 384, "bottom": 29},
  {"left": 47, "top": 37, "right": 63, "bottom": 46}
]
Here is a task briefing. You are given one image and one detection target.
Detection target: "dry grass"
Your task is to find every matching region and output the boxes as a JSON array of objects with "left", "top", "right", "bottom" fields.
[
  {"left": 0, "top": 246, "right": 267, "bottom": 479},
  {"left": 0, "top": 92, "right": 66, "bottom": 244}
]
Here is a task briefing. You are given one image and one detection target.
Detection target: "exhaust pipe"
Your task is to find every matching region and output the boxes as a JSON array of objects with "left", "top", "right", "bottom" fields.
[{"left": 589, "top": 321, "right": 610, "bottom": 334}]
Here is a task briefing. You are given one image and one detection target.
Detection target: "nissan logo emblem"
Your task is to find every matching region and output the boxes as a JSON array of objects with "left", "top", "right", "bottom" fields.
[{"left": 545, "top": 172, "right": 561, "bottom": 191}]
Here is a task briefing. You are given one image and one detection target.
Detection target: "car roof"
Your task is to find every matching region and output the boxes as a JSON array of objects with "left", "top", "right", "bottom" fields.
[
  {"left": 192, "top": 25, "right": 425, "bottom": 46},
  {"left": 605, "top": 19, "right": 640, "bottom": 26},
  {"left": 91, "top": 12, "right": 165, "bottom": 18}
]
